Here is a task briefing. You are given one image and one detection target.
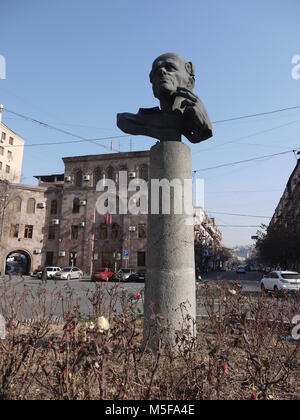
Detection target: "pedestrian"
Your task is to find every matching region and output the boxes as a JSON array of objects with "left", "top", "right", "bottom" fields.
[{"left": 41, "top": 268, "right": 47, "bottom": 285}]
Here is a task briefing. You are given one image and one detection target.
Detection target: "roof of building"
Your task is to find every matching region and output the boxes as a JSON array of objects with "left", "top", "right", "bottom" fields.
[
  {"left": 0, "top": 122, "right": 25, "bottom": 142},
  {"left": 62, "top": 150, "right": 150, "bottom": 163},
  {"left": 34, "top": 174, "right": 65, "bottom": 183}
]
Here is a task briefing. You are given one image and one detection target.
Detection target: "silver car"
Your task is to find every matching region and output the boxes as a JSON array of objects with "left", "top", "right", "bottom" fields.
[
  {"left": 54, "top": 267, "right": 83, "bottom": 280},
  {"left": 114, "top": 268, "right": 136, "bottom": 282}
]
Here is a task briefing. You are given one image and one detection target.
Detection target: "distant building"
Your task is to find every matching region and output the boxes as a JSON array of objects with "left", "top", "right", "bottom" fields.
[
  {"left": 194, "top": 207, "right": 223, "bottom": 271},
  {"left": 0, "top": 123, "right": 25, "bottom": 184}
]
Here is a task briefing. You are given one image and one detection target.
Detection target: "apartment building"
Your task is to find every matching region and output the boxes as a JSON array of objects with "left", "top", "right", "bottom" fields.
[
  {"left": 0, "top": 180, "right": 47, "bottom": 274},
  {"left": 0, "top": 150, "right": 223, "bottom": 275},
  {"left": 194, "top": 207, "right": 223, "bottom": 271},
  {"left": 271, "top": 159, "right": 300, "bottom": 227},
  {"left": 0, "top": 123, "right": 25, "bottom": 184}
]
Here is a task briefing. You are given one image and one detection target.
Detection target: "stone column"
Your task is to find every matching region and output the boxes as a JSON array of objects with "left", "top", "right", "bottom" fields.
[{"left": 144, "top": 141, "right": 196, "bottom": 349}]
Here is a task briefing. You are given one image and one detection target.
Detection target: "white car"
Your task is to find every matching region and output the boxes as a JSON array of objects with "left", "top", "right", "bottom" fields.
[
  {"left": 54, "top": 267, "right": 83, "bottom": 280},
  {"left": 38, "top": 267, "right": 61, "bottom": 279},
  {"left": 260, "top": 271, "right": 300, "bottom": 293}
]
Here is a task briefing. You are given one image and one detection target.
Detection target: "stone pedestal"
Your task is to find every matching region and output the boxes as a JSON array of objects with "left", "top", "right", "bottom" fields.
[{"left": 144, "top": 141, "right": 196, "bottom": 349}]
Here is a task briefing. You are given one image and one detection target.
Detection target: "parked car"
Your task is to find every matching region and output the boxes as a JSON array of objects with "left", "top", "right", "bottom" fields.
[
  {"left": 128, "top": 269, "right": 146, "bottom": 283},
  {"left": 260, "top": 271, "right": 300, "bottom": 293},
  {"left": 236, "top": 266, "right": 246, "bottom": 274},
  {"left": 38, "top": 267, "right": 61, "bottom": 279},
  {"left": 113, "top": 268, "right": 137, "bottom": 282},
  {"left": 91, "top": 268, "right": 115, "bottom": 282},
  {"left": 54, "top": 267, "right": 83, "bottom": 280}
]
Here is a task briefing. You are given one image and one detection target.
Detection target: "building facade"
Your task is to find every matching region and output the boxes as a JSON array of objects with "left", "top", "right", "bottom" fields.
[
  {"left": 0, "top": 150, "right": 223, "bottom": 275},
  {"left": 271, "top": 159, "right": 300, "bottom": 227},
  {"left": 0, "top": 123, "right": 24, "bottom": 184},
  {"left": 0, "top": 180, "right": 46, "bottom": 274},
  {"left": 194, "top": 207, "right": 223, "bottom": 272}
]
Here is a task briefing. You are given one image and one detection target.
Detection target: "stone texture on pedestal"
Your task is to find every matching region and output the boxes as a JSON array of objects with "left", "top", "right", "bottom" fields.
[{"left": 144, "top": 141, "right": 196, "bottom": 348}]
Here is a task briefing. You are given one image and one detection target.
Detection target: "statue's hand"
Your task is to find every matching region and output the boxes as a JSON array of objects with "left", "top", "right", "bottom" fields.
[{"left": 173, "top": 87, "right": 213, "bottom": 143}]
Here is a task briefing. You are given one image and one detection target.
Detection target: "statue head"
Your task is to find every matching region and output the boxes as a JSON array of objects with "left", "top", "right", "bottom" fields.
[{"left": 149, "top": 53, "right": 195, "bottom": 100}]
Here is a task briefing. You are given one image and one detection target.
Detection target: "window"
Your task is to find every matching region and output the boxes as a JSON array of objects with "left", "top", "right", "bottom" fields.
[
  {"left": 6, "top": 165, "right": 10, "bottom": 174},
  {"left": 0, "top": 162, "right": 2, "bottom": 171},
  {"left": 9, "top": 137, "right": 14, "bottom": 146},
  {"left": 75, "top": 170, "right": 83, "bottom": 187},
  {"left": 27, "top": 198, "right": 36, "bottom": 214},
  {"left": 72, "top": 198, "right": 80, "bottom": 213},
  {"left": 24, "top": 225, "right": 33, "bottom": 239},
  {"left": 71, "top": 225, "right": 79, "bottom": 240},
  {"left": 9, "top": 224, "right": 19, "bottom": 238},
  {"left": 137, "top": 252, "right": 146, "bottom": 267},
  {"left": 107, "top": 166, "right": 115, "bottom": 181},
  {"left": 111, "top": 223, "right": 119, "bottom": 240},
  {"left": 0, "top": 146, "right": 4, "bottom": 156},
  {"left": 102, "top": 251, "right": 114, "bottom": 268},
  {"left": 48, "top": 225, "right": 56, "bottom": 240},
  {"left": 94, "top": 167, "right": 103, "bottom": 187},
  {"left": 1, "top": 132, "right": 6, "bottom": 142},
  {"left": 7, "top": 151, "right": 12, "bottom": 160},
  {"left": 12, "top": 197, "right": 22, "bottom": 213},
  {"left": 140, "top": 164, "right": 149, "bottom": 182},
  {"left": 50, "top": 199, "right": 58, "bottom": 215},
  {"left": 46, "top": 252, "right": 54, "bottom": 266},
  {"left": 138, "top": 223, "right": 147, "bottom": 239},
  {"left": 69, "top": 252, "right": 77, "bottom": 266},
  {"left": 100, "top": 223, "right": 108, "bottom": 240}
]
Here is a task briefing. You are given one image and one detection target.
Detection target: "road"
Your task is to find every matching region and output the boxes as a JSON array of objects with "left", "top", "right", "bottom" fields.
[
  {"left": 0, "top": 271, "right": 263, "bottom": 320},
  {"left": 202, "top": 270, "right": 262, "bottom": 293}
]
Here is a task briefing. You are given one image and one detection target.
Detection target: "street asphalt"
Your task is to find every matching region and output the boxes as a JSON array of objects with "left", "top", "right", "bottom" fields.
[{"left": 0, "top": 270, "right": 263, "bottom": 320}]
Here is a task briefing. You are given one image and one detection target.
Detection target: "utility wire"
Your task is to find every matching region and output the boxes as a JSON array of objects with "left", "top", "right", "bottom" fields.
[
  {"left": 3, "top": 108, "right": 126, "bottom": 152},
  {"left": 193, "top": 148, "right": 299, "bottom": 173},
  {"left": 1, "top": 135, "right": 131, "bottom": 148},
  {"left": 212, "top": 106, "right": 300, "bottom": 125},
  {"left": 207, "top": 211, "right": 272, "bottom": 219}
]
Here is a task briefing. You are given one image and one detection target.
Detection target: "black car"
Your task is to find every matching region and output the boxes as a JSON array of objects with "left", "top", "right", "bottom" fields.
[{"left": 128, "top": 270, "right": 146, "bottom": 283}]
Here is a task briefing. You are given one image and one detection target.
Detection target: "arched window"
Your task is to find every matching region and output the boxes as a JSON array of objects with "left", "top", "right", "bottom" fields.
[
  {"left": 50, "top": 199, "right": 58, "bottom": 215},
  {"left": 111, "top": 223, "right": 119, "bottom": 240},
  {"left": 12, "top": 196, "right": 22, "bottom": 213},
  {"left": 27, "top": 198, "right": 36, "bottom": 214},
  {"left": 94, "top": 167, "right": 103, "bottom": 187},
  {"left": 107, "top": 166, "right": 115, "bottom": 182},
  {"left": 140, "top": 164, "right": 149, "bottom": 182},
  {"left": 100, "top": 223, "right": 108, "bottom": 240},
  {"left": 75, "top": 170, "right": 83, "bottom": 187},
  {"left": 73, "top": 197, "right": 80, "bottom": 214}
]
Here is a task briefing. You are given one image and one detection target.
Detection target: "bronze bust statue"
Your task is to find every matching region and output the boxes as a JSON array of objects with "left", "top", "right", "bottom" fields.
[{"left": 117, "top": 53, "right": 213, "bottom": 143}]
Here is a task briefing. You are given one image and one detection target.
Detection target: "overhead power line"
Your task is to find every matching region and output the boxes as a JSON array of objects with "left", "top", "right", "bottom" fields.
[
  {"left": 218, "top": 225, "right": 261, "bottom": 228},
  {"left": 2, "top": 135, "right": 131, "bottom": 148},
  {"left": 207, "top": 211, "right": 272, "bottom": 219},
  {"left": 212, "top": 106, "right": 300, "bottom": 125},
  {"left": 193, "top": 148, "right": 299, "bottom": 173},
  {"left": 3, "top": 108, "right": 126, "bottom": 153}
]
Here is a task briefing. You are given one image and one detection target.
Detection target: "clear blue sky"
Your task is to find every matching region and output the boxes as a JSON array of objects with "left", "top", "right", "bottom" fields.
[{"left": 1, "top": 0, "right": 300, "bottom": 247}]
